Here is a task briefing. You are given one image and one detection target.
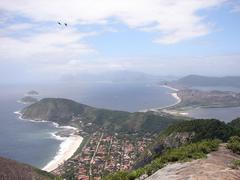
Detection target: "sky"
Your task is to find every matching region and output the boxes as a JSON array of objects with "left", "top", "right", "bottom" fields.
[{"left": 0, "top": 0, "right": 240, "bottom": 83}]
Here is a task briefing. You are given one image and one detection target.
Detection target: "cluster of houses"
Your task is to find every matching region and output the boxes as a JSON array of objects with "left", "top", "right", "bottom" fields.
[{"left": 53, "top": 129, "right": 153, "bottom": 180}]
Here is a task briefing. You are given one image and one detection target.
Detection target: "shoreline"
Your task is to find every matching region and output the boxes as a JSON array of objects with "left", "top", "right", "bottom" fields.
[
  {"left": 139, "top": 85, "right": 182, "bottom": 112},
  {"left": 14, "top": 111, "right": 83, "bottom": 172},
  {"left": 42, "top": 134, "right": 83, "bottom": 172}
]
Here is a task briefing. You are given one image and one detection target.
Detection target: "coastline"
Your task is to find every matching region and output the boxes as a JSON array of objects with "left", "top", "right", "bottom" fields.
[
  {"left": 139, "top": 85, "right": 182, "bottom": 112},
  {"left": 14, "top": 111, "right": 83, "bottom": 172},
  {"left": 42, "top": 134, "right": 83, "bottom": 172}
]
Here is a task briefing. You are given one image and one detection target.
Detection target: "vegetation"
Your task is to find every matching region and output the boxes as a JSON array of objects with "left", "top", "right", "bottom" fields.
[
  {"left": 21, "top": 98, "right": 183, "bottom": 133},
  {"left": 227, "top": 136, "right": 240, "bottom": 154},
  {"left": 61, "top": 166, "right": 76, "bottom": 180},
  {"left": 134, "top": 119, "right": 235, "bottom": 168},
  {"left": 231, "top": 159, "right": 240, "bottom": 169},
  {"left": 0, "top": 156, "right": 60, "bottom": 180},
  {"left": 228, "top": 118, "right": 240, "bottom": 135},
  {"left": 103, "top": 139, "right": 221, "bottom": 180},
  {"left": 33, "top": 167, "right": 62, "bottom": 180},
  {"left": 226, "top": 136, "right": 240, "bottom": 170},
  {"left": 162, "top": 119, "right": 234, "bottom": 142}
]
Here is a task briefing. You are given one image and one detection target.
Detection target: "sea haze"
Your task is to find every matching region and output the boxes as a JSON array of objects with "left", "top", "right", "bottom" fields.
[{"left": 0, "top": 82, "right": 177, "bottom": 168}]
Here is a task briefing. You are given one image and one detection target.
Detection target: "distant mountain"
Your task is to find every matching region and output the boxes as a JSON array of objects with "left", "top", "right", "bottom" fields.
[
  {"left": 21, "top": 98, "right": 183, "bottom": 134},
  {"left": 171, "top": 75, "right": 240, "bottom": 88},
  {"left": 60, "top": 71, "right": 164, "bottom": 83},
  {"left": 0, "top": 156, "right": 58, "bottom": 180},
  {"left": 27, "top": 90, "right": 39, "bottom": 96}
]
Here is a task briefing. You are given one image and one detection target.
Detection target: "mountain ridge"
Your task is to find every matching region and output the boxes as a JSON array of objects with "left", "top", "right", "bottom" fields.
[
  {"left": 21, "top": 98, "right": 184, "bottom": 134},
  {"left": 170, "top": 75, "right": 240, "bottom": 88}
]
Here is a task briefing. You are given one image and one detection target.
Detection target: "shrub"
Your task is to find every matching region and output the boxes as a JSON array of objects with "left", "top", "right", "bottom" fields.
[
  {"left": 227, "top": 136, "right": 240, "bottom": 154},
  {"left": 231, "top": 159, "right": 240, "bottom": 169}
]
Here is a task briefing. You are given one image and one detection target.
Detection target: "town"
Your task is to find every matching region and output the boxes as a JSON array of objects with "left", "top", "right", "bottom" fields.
[{"left": 53, "top": 130, "right": 153, "bottom": 179}]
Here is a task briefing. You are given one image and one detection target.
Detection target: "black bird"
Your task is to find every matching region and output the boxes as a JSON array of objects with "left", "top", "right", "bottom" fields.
[
  {"left": 64, "top": 23, "right": 68, "bottom": 27},
  {"left": 57, "top": 21, "right": 62, "bottom": 25}
]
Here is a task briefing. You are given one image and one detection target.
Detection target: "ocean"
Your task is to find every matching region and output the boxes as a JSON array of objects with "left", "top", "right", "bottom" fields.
[{"left": 0, "top": 82, "right": 177, "bottom": 168}]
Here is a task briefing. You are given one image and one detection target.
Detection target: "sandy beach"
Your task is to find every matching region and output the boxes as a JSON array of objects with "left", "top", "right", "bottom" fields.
[
  {"left": 42, "top": 134, "right": 83, "bottom": 172},
  {"left": 14, "top": 111, "right": 83, "bottom": 172},
  {"left": 161, "top": 85, "right": 179, "bottom": 91},
  {"left": 171, "top": 92, "right": 181, "bottom": 105},
  {"left": 140, "top": 85, "right": 182, "bottom": 112}
]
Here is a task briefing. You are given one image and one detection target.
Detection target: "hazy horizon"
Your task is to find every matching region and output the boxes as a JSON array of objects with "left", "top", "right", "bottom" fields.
[{"left": 1, "top": 0, "right": 240, "bottom": 83}]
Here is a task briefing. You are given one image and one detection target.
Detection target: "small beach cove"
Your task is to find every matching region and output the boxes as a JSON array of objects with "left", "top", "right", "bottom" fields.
[{"left": 14, "top": 111, "right": 83, "bottom": 172}]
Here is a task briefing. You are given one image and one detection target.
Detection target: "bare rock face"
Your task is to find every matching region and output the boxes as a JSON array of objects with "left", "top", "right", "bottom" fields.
[
  {"left": 163, "top": 132, "right": 195, "bottom": 148},
  {"left": 134, "top": 132, "right": 195, "bottom": 168},
  {"left": 146, "top": 144, "right": 240, "bottom": 180}
]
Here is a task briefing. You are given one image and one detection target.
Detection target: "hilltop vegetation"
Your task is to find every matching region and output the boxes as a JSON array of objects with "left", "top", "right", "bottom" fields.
[
  {"left": 21, "top": 98, "right": 183, "bottom": 134},
  {"left": 228, "top": 118, "right": 240, "bottom": 132},
  {"left": 162, "top": 119, "right": 234, "bottom": 142},
  {"left": 134, "top": 119, "right": 234, "bottom": 168},
  {"left": 0, "top": 156, "right": 60, "bottom": 180}
]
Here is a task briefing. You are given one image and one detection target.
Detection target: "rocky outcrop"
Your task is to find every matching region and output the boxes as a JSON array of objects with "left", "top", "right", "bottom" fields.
[
  {"left": 134, "top": 132, "right": 194, "bottom": 168},
  {"left": 146, "top": 144, "right": 240, "bottom": 180}
]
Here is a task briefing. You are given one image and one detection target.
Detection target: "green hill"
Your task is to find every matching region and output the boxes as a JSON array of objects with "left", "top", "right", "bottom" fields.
[
  {"left": 0, "top": 156, "right": 59, "bottom": 180},
  {"left": 134, "top": 119, "right": 234, "bottom": 168},
  {"left": 21, "top": 98, "right": 183, "bottom": 134}
]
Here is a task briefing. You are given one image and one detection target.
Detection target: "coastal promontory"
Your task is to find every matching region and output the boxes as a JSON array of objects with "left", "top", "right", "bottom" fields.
[{"left": 21, "top": 98, "right": 183, "bottom": 133}]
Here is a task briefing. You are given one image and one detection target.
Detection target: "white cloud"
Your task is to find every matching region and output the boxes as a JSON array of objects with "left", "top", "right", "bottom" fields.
[
  {"left": 0, "top": 0, "right": 225, "bottom": 44},
  {"left": 37, "top": 54, "right": 240, "bottom": 77},
  {"left": 0, "top": 28, "right": 96, "bottom": 62}
]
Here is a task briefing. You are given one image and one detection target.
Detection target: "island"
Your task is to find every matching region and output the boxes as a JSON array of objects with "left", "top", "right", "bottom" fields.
[{"left": 27, "top": 90, "right": 39, "bottom": 96}]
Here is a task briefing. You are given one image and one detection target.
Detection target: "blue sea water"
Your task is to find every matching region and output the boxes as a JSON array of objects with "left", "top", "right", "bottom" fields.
[
  {"left": 0, "top": 86, "right": 61, "bottom": 168},
  {"left": 0, "top": 82, "right": 177, "bottom": 168}
]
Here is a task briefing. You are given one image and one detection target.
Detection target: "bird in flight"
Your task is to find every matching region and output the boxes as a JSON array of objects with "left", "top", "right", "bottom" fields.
[{"left": 57, "top": 21, "right": 68, "bottom": 27}]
